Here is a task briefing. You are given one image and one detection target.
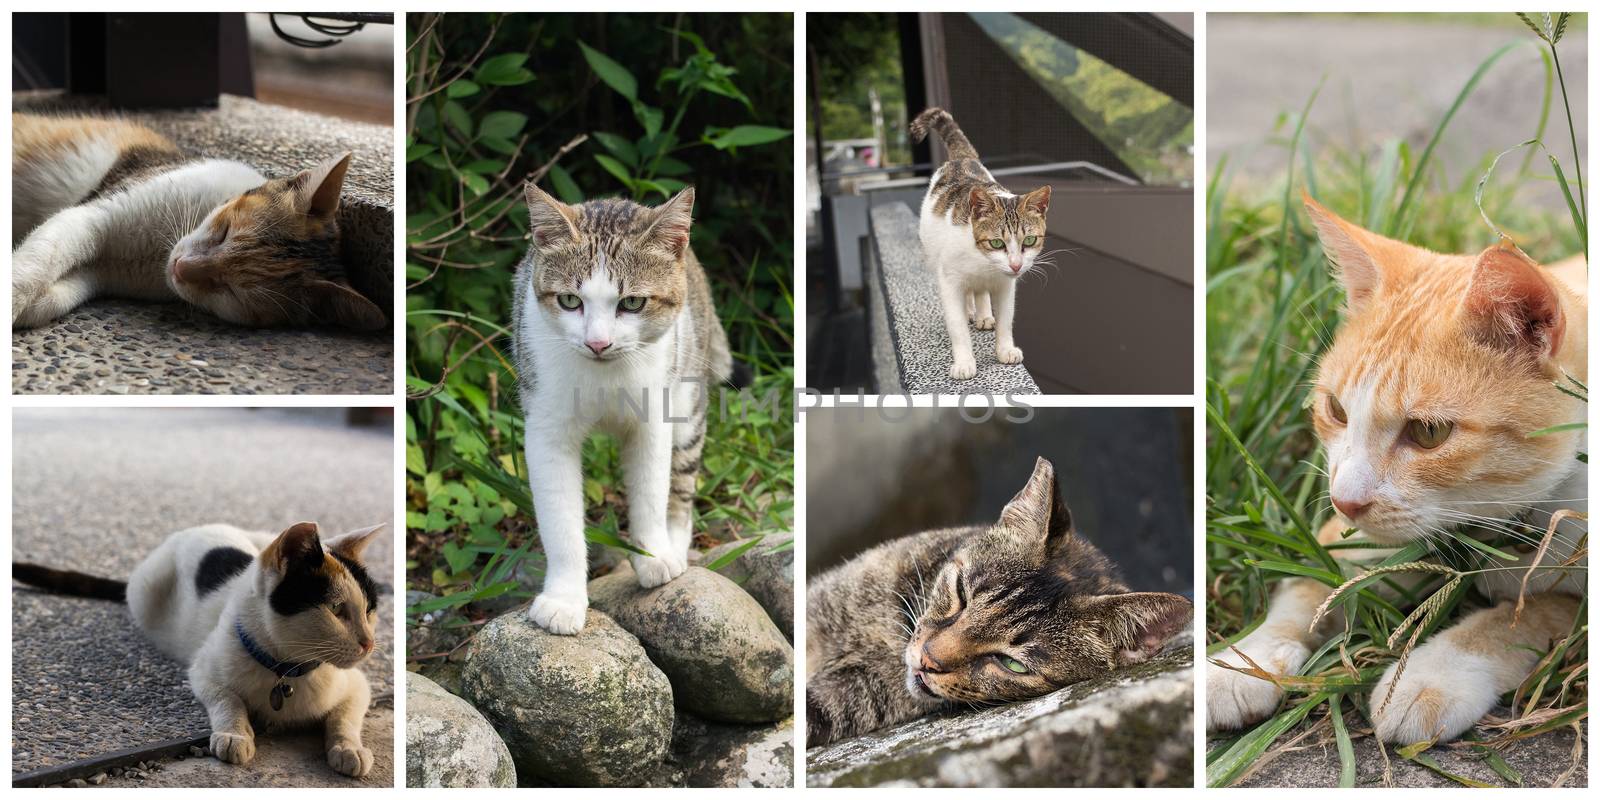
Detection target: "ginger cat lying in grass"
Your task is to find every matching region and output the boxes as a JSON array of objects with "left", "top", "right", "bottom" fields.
[{"left": 1208, "top": 197, "right": 1586, "bottom": 745}]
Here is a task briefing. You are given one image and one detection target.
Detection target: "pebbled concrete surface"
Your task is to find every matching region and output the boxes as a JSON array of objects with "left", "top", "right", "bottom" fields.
[
  {"left": 12, "top": 408, "right": 394, "bottom": 785},
  {"left": 1230, "top": 716, "right": 1587, "bottom": 788},
  {"left": 868, "top": 202, "right": 1040, "bottom": 396},
  {"left": 12, "top": 91, "right": 393, "bottom": 396}
]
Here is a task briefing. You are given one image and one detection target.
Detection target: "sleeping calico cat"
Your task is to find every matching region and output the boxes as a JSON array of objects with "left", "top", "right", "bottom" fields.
[
  {"left": 806, "top": 457, "right": 1191, "bottom": 746},
  {"left": 14, "top": 522, "right": 384, "bottom": 777},
  {"left": 11, "top": 113, "right": 385, "bottom": 330}
]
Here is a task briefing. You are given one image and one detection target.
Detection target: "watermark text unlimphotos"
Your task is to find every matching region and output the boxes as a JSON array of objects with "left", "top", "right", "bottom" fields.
[{"left": 566, "top": 381, "right": 1035, "bottom": 425}]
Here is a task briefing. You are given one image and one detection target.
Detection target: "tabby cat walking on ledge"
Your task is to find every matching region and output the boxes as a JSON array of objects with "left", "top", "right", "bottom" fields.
[
  {"left": 910, "top": 107, "right": 1053, "bottom": 380},
  {"left": 806, "top": 457, "right": 1191, "bottom": 747},
  {"left": 11, "top": 113, "right": 385, "bottom": 330},
  {"left": 513, "top": 183, "right": 733, "bottom": 635}
]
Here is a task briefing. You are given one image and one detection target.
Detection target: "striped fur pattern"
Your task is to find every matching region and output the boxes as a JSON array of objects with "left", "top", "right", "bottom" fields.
[
  {"left": 12, "top": 113, "right": 384, "bottom": 330},
  {"left": 1208, "top": 198, "right": 1587, "bottom": 744},
  {"left": 14, "top": 521, "right": 386, "bottom": 775},
  {"left": 911, "top": 107, "right": 1052, "bottom": 380},
  {"left": 512, "top": 183, "right": 733, "bottom": 635},
  {"left": 807, "top": 458, "right": 1191, "bottom": 746}
]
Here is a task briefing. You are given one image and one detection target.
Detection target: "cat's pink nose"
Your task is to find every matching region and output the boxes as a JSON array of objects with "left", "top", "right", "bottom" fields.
[
  {"left": 1332, "top": 496, "right": 1372, "bottom": 520},
  {"left": 1008, "top": 260, "right": 1023, "bottom": 274},
  {"left": 586, "top": 338, "right": 612, "bottom": 355},
  {"left": 919, "top": 645, "right": 948, "bottom": 674},
  {"left": 172, "top": 256, "right": 198, "bottom": 283}
]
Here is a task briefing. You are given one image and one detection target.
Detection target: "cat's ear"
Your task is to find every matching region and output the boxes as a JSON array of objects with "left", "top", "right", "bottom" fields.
[
  {"left": 1303, "top": 195, "right": 1383, "bottom": 311},
  {"left": 307, "top": 280, "right": 387, "bottom": 331},
  {"left": 324, "top": 523, "right": 385, "bottom": 562},
  {"left": 524, "top": 182, "right": 582, "bottom": 250},
  {"left": 296, "top": 152, "right": 352, "bottom": 219},
  {"left": 1021, "top": 185, "right": 1051, "bottom": 216},
  {"left": 1081, "top": 592, "right": 1192, "bottom": 666},
  {"left": 999, "top": 457, "right": 1074, "bottom": 552},
  {"left": 640, "top": 186, "right": 695, "bottom": 259},
  {"left": 969, "top": 187, "right": 996, "bottom": 218},
  {"left": 1464, "top": 242, "right": 1566, "bottom": 359},
  {"left": 261, "top": 522, "right": 324, "bottom": 574}
]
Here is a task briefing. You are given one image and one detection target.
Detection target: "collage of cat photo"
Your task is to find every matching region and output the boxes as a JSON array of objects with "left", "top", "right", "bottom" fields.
[{"left": 3, "top": 6, "right": 1591, "bottom": 796}]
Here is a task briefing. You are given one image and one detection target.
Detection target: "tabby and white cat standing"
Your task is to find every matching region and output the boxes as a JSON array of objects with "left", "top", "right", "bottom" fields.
[
  {"left": 910, "top": 107, "right": 1052, "bottom": 380},
  {"left": 513, "top": 184, "right": 732, "bottom": 635},
  {"left": 12, "top": 113, "right": 385, "bottom": 330},
  {"left": 1208, "top": 198, "right": 1587, "bottom": 744},
  {"left": 13, "top": 522, "right": 384, "bottom": 776},
  {"left": 806, "top": 458, "right": 1191, "bottom": 746}
]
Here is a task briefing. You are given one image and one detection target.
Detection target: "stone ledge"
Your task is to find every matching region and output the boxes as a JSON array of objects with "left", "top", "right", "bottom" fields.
[{"left": 867, "top": 202, "right": 1040, "bottom": 395}]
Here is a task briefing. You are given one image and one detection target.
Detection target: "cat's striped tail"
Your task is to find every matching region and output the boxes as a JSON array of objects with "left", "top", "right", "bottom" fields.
[
  {"left": 909, "top": 107, "right": 980, "bottom": 162},
  {"left": 13, "top": 563, "right": 126, "bottom": 602}
]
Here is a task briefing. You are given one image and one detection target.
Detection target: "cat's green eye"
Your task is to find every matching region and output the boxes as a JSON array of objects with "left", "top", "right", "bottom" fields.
[
  {"left": 1327, "top": 395, "right": 1347, "bottom": 424},
  {"left": 1406, "top": 419, "right": 1454, "bottom": 450},
  {"left": 556, "top": 294, "right": 582, "bottom": 310},
  {"left": 988, "top": 239, "right": 1005, "bottom": 250},
  {"left": 999, "top": 656, "right": 1029, "bottom": 674},
  {"left": 619, "top": 296, "right": 647, "bottom": 313},
  {"left": 1022, "top": 235, "right": 1038, "bottom": 247}
]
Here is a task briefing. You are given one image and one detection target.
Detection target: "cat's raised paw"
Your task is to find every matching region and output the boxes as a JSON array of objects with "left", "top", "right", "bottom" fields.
[
  {"left": 1370, "top": 648, "right": 1495, "bottom": 744},
  {"left": 210, "top": 731, "right": 256, "bottom": 765},
  {"left": 528, "top": 591, "right": 588, "bottom": 635},
  {"left": 996, "top": 344, "right": 1024, "bottom": 364},
  {"left": 949, "top": 355, "right": 978, "bottom": 380},
  {"left": 632, "top": 551, "right": 688, "bottom": 588},
  {"left": 327, "top": 742, "right": 373, "bottom": 777},
  {"left": 974, "top": 315, "right": 995, "bottom": 330}
]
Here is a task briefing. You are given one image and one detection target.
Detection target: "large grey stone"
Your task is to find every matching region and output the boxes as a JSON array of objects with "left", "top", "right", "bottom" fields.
[
  {"left": 406, "top": 672, "right": 516, "bottom": 788},
  {"left": 700, "top": 534, "right": 795, "bottom": 639},
  {"left": 866, "top": 202, "right": 1039, "bottom": 395},
  {"left": 806, "top": 632, "right": 1194, "bottom": 787},
  {"left": 589, "top": 566, "right": 793, "bottom": 723},
  {"left": 673, "top": 714, "right": 794, "bottom": 788},
  {"left": 460, "top": 608, "right": 674, "bottom": 787}
]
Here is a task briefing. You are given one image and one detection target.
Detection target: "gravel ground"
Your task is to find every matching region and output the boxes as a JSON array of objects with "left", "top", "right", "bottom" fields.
[
  {"left": 1208, "top": 14, "right": 1588, "bottom": 208},
  {"left": 12, "top": 408, "right": 395, "bottom": 786},
  {"left": 12, "top": 92, "right": 394, "bottom": 396}
]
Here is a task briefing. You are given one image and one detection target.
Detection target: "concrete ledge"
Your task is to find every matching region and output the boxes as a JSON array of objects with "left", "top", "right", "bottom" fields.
[{"left": 867, "top": 203, "right": 1039, "bottom": 395}]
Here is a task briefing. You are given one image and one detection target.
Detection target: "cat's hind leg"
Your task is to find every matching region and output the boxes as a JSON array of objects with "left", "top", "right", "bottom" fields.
[
  {"left": 973, "top": 291, "right": 995, "bottom": 330},
  {"left": 13, "top": 205, "right": 108, "bottom": 325},
  {"left": 666, "top": 408, "right": 707, "bottom": 557},
  {"left": 1370, "top": 592, "right": 1580, "bottom": 743},
  {"left": 16, "top": 268, "right": 97, "bottom": 328},
  {"left": 525, "top": 421, "right": 590, "bottom": 634}
]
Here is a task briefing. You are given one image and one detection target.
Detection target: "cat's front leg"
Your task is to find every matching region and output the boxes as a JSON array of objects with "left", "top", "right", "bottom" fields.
[
  {"left": 196, "top": 687, "right": 256, "bottom": 765},
  {"left": 1370, "top": 592, "right": 1580, "bottom": 743},
  {"left": 626, "top": 416, "right": 687, "bottom": 586},
  {"left": 973, "top": 291, "right": 995, "bottom": 330},
  {"left": 525, "top": 421, "right": 590, "bottom": 634},
  {"left": 991, "top": 281, "right": 1023, "bottom": 364},
  {"left": 16, "top": 268, "right": 97, "bottom": 328},
  {"left": 13, "top": 205, "right": 108, "bottom": 324},
  {"left": 1207, "top": 576, "right": 1333, "bottom": 730},
  {"left": 936, "top": 272, "right": 978, "bottom": 380},
  {"left": 323, "top": 680, "right": 373, "bottom": 777}
]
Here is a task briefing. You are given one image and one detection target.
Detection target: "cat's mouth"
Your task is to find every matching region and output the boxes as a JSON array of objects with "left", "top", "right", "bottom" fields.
[{"left": 907, "top": 670, "right": 943, "bottom": 700}]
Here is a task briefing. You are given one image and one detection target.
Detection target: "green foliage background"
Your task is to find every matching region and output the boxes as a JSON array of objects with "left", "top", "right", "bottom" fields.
[{"left": 404, "top": 13, "right": 795, "bottom": 623}]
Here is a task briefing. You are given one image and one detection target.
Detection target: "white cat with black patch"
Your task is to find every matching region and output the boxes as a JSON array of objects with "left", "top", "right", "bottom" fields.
[{"left": 13, "top": 521, "right": 384, "bottom": 777}]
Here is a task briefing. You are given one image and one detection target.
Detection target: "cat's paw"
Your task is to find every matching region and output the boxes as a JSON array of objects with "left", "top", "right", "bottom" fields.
[
  {"left": 949, "top": 354, "right": 978, "bottom": 380},
  {"left": 1370, "top": 648, "right": 1496, "bottom": 744},
  {"left": 327, "top": 741, "right": 374, "bottom": 777},
  {"left": 974, "top": 315, "right": 995, "bottom": 330},
  {"left": 1206, "top": 636, "right": 1309, "bottom": 731},
  {"left": 996, "top": 344, "right": 1024, "bottom": 364},
  {"left": 210, "top": 731, "right": 256, "bottom": 765},
  {"left": 528, "top": 591, "right": 588, "bottom": 635},
  {"left": 632, "top": 550, "right": 688, "bottom": 588}
]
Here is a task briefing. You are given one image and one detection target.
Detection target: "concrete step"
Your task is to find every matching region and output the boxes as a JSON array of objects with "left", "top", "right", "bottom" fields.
[{"left": 865, "top": 202, "right": 1039, "bottom": 395}]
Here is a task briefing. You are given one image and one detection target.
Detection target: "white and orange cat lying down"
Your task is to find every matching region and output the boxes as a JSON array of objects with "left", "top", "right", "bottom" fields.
[
  {"left": 11, "top": 112, "right": 385, "bottom": 330},
  {"left": 1209, "top": 197, "right": 1586, "bottom": 744}
]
